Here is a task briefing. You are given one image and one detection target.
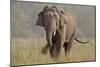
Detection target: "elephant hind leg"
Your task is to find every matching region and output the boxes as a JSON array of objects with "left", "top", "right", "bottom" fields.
[
  {"left": 64, "top": 29, "right": 75, "bottom": 56},
  {"left": 63, "top": 38, "right": 73, "bottom": 56},
  {"left": 63, "top": 42, "right": 68, "bottom": 56}
]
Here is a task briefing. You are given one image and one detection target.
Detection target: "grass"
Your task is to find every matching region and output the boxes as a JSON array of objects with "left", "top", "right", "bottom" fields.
[{"left": 11, "top": 38, "right": 96, "bottom": 66}]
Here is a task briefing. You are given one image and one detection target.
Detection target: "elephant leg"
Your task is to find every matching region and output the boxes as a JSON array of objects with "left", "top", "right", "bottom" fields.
[
  {"left": 55, "top": 38, "right": 64, "bottom": 58},
  {"left": 49, "top": 38, "right": 63, "bottom": 59},
  {"left": 63, "top": 42, "right": 68, "bottom": 56},
  {"left": 41, "top": 43, "right": 50, "bottom": 55},
  {"left": 55, "top": 43, "right": 61, "bottom": 58},
  {"left": 50, "top": 28, "right": 65, "bottom": 59},
  {"left": 49, "top": 43, "right": 61, "bottom": 59},
  {"left": 64, "top": 36, "right": 74, "bottom": 56},
  {"left": 64, "top": 28, "right": 75, "bottom": 56}
]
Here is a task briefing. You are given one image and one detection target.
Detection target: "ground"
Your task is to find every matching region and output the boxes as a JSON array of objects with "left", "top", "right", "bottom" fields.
[{"left": 11, "top": 38, "right": 96, "bottom": 66}]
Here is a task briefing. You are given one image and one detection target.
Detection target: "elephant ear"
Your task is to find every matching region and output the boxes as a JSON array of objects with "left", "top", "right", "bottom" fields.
[
  {"left": 59, "top": 11, "right": 68, "bottom": 27},
  {"left": 36, "top": 11, "right": 44, "bottom": 27}
]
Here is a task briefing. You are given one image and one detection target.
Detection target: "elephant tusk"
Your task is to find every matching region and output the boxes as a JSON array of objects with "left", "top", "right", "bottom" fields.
[{"left": 53, "top": 30, "right": 56, "bottom": 36}]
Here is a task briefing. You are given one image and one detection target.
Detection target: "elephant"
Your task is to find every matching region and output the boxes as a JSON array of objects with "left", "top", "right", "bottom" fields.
[{"left": 36, "top": 6, "right": 88, "bottom": 59}]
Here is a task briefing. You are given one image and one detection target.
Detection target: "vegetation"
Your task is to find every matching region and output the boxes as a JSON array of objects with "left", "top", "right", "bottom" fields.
[{"left": 11, "top": 38, "right": 95, "bottom": 66}]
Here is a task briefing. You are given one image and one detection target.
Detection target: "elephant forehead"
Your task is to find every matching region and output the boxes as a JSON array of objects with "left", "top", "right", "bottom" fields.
[
  {"left": 44, "top": 11, "right": 60, "bottom": 21},
  {"left": 44, "top": 11, "right": 54, "bottom": 16}
]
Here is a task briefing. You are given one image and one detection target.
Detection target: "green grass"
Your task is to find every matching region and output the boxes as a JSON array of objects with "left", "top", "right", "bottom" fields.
[{"left": 11, "top": 38, "right": 96, "bottom": 66}]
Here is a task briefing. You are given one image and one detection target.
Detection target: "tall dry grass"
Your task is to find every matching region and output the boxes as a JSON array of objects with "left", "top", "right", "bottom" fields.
[{"left": 11, "top": 38, "right": 95, "bottom": 66}]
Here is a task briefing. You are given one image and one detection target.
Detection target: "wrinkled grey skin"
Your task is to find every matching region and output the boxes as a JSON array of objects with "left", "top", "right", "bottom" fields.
[{"left": 36, "top": 6, "right": 76, "bottom": 59}]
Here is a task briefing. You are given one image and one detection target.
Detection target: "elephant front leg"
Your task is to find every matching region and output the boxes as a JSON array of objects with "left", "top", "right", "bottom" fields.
[
  {"left": 51, "top": 27, "right": 66, "bottom": 58},
  {"left": 56, "top": 38, "right": 65, "bottom": 56},
  {"left": 49, "top": 37, "right": 64, "bottom": 59},
  {"left": 41, "top": 43, "right": 50, "bottom": 55}
]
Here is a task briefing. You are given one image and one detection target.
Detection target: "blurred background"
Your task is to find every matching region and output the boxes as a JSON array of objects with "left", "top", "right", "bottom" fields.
[{"left": 11, "top": 0, "right": 96, "bottom": 39}]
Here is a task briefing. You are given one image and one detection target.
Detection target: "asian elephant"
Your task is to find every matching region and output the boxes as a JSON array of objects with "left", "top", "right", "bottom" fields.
[{"left": 36, "top": 6, "right": 88, "bottom": 59}]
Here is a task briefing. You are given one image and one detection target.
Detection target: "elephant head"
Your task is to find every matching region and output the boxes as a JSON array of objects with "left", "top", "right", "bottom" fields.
[{"left": 36, "top": 6, "right": 67, "bottom": 47}]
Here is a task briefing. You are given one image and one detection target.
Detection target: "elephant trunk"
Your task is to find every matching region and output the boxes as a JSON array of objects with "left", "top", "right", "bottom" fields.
[
  {"left": 46, "top": 28, "right": 57, "bottom": 46},
  {"left": 46, "top": 31, "right": 53, "bottom": 47}
]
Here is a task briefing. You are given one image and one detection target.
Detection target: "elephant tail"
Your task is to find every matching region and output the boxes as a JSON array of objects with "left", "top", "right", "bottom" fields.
[{"left": 74, "top": 37, "right": 89, "bottom": 44}]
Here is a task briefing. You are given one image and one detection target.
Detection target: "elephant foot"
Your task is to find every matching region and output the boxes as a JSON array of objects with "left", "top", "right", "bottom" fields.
[
  {"left": 63, "top": 42, "right": 70, "bottom": 56},
  {"left": 64, "top": 44, "right": 72, "bottom": 57},
  {"left": 49, "top": 45, "right": 60, "bottom": 60},
  {"left": 41, "top": 44, "right": 50, "bottom": 55},
  {"left": 41, "top": 47, "right": 48, "bottom": 55}
]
